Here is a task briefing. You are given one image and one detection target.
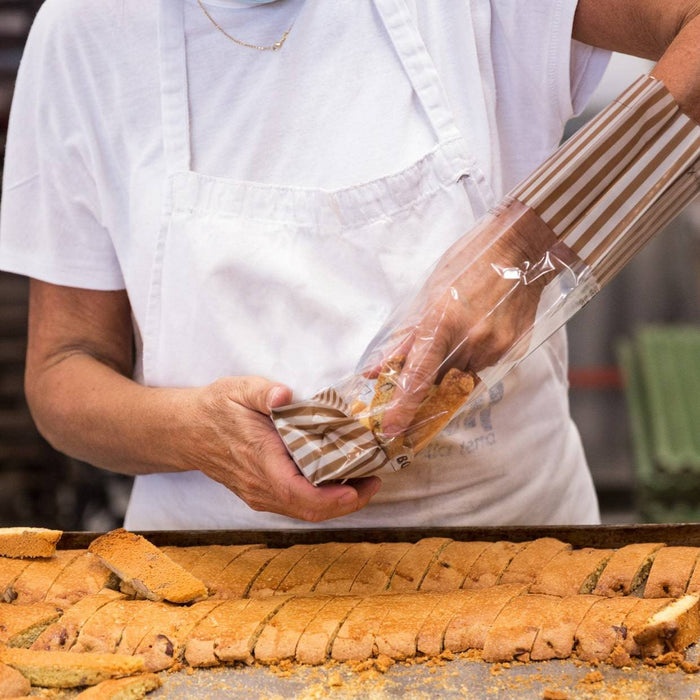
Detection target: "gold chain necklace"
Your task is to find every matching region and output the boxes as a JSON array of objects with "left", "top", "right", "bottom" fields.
[{"left": 196, "top": 0, "right": 294, "bottom": 51}]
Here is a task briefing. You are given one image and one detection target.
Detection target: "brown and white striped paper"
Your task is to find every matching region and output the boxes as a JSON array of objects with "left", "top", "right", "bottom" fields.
[{"left": 274, "top": 75, "right": 699, "bottom": 485}]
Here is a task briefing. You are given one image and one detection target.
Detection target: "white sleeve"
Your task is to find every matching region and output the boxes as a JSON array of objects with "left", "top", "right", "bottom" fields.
[
  {"left": 490, "top": 0, "right": 610, "bottom": 125},
  {"left": 0, "top": 1, "right": 125, "bottom": 290}
]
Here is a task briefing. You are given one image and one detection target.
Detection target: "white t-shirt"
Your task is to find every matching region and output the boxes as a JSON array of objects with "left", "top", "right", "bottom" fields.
[{"left": 0, "top": 0, "right": 610, "bottom": 526}]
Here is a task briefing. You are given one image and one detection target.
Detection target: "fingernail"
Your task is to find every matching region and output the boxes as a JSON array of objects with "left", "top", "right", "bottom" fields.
[
  {"left": 267, "top": 387, "right": 285, "bottom": 409},
  {"left": 370, "top": 479, "right": 382, "bottom": 497},
  {"left": 339, "top": 491, "right": 357, "bottom": 507}
]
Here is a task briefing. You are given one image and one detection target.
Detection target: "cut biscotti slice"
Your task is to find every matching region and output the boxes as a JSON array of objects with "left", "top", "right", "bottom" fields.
[
  {"left": 482, "top": 594, "right": 561, "bottom": 663},
  {"left": 295, "top": 595, "right": 362, "bottom": 665},
  {"left": 74, "top": 672, "right": 162, "bottom": 699},
  {"left": 614, "top": 597, "right": 670, "bottom": 664},
  {"left": 314, "top": 543, "right": 376, "bottom": 595},
  {"left": 368, "top": 356, "right": 405, "bottom": 458},
  {"left": 184, "top": 545, "right": 264, "bottom": 594},
  {"left": 387, "top": 538, "right": 452, "bottom": 592},
  {"left": 592, "top": 543, "right": 665, "bottom": 596},
  {"left": 462, "top": 541, "right": 529, "bottom": 590},
  {"left": 374, "top": 592, "right": 443, "bottom": 659},
  {"left": 158, "top": 546, "right": 209, "bottom": 572},
  {"left": 185, "top": 599, "right": 251, "bottom": 668},
  {"left": 443, "top": 584, "right": 527, "bottom": 653},
  {"left": 420, "top": 541, "right": 491, "bottom": 593},
  {"left": 499, "top": 538, "right": 571, "bottom": 587},
  {"left": 530, "top": 548, "right": 614, "bottom": 597},
  {"left": 72, "top": 598, "right": 144, "bottom": 654},
  {"left": 254, "top": 595, "right": 332, "bottom": 664},
  {"left": 134, "top": 599, "right": 221, "bottom": 671},
  {"left": 349, "top": 542, "right": 412, "bottom": 595},
  {"left": 11, "top": 550, "right": 82, "bottom": 605},
  {"left": 574, "top": 596, "right": 640, "bottom": 662},
  {"left": 0, "top": 559, "right": 32, "bottom": 604},
  {"left": 416, "top": 590, "right": 479, "bottom": 657},
  {"left": 276, "top": 543, "right": 350, "bottom": 596},
  {"left": 632, "top": 594, "right": 700, "bottom": 657},
  {"left": 645, "top": 546, "right": 700, "bottom": 598},
  {"left": 0, "top": 647, "right": 145, "bottom": 688},
  {"left": 116, "top": 601, "right": 173, "bottom": 657},
  {"left": 405, "top": 368, "right": 475, "bottom": 454},
  {"left": 0, "top": 528, "right": 62, "bottom": 559},
  {"left": 247, "top": 545, "right": 315, "bottom": 598},
  {"left": 0, "top": 602, "right": 61, "bottom": 647},
  {"left": 44, "top": 551, "right": 117, "bottom": 609},
  {"left": 213, "top": 596, "right": 292, "bottom": 665},
  {"left": 31, "top": 590, "right": 124, "bottom": 652},
  {"left": 88, "top": 530, "right": 207, "bottom": 604},
  {"left": 0, "top": 660, "right": 30, "bottom": 697},
  {"left": 529, "top": 595, "right": 598, "bottom": 661},
  {"left": 210, "top": 548, "right": 279, "bottom": 599},
  {"left": 331, "top": 594, "right": 395, "bottom": 662}
]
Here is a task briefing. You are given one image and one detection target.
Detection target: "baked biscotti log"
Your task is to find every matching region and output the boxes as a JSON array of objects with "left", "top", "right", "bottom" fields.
[
  {"left": 498, "top": 538, "right": 571, "bottom": 587},
  {"left": 11, "top": 550, "right": 82, "bottom": 605},
  {"left": 592, "top": 543, "right": 665, "bottom": 596},
  {"left": 420, "top": 541, "right": 491, "bottom": 592},
  {"left": 314, "top": 543, "right": 377, "bottom": 595},
  {"left": 72, "top": 599, "right": 144, "bottom": 655},
  {"left": 74, "top": 672, "right": 162, "bottom": 699},
  {"left": 645, "top": 546, "right": 700, "bottom": 598},
  {"left": 331, "top": 594, "right": 397, "bottom": 662},
  {"left": 0, "top": 602, "right": 61, "bottom": 648},
  {"left": 88, "top": 530, "right": 207, "bottom": 604},
  {"left": 181, "top": 544, "right": 264, "bottom": 595},
  {"left": 44, "top": 552, "right": 116, "bottom": 610},
  {"left": 247, "top": 545, "right": 314, "bottom": 598},
  {"left": 388, "top": 538, "right": 452, "bottom": 592},
  {"left": 209, "top": 548, "right": 279, "bottom": 599},
  {"left": 349, "top": 542, "right": 412, "bottom": 595},
  {"left": 276, "top": 543, "right": 350, "bottom": 596},
  {"left": 0, "top": 660, "right": 30, "bottom": 697},
  {"left": 530, "top": 548, "right": 613, "bottom": 596},
  {"left": 0, "top": 528, "right": 62, "bottom": 559},
  {"left": 0, "top": 647, "right": 145, "bottom": 688},
  {"left": 462, "top": 541, "right": 529, "bottom": 590},
  {"left": 416, "top": 590, "right": 476, "bottom": 657}
]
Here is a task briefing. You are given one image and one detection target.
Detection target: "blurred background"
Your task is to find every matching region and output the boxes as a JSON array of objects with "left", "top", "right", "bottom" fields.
[{"left": 0, "top": 5, "right": 698, "bottom": 530}]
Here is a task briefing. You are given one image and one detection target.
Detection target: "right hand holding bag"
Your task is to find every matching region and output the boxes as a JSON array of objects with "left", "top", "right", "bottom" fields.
[{"left": 274, "top": 75, "right": 700, "bottom": 484}]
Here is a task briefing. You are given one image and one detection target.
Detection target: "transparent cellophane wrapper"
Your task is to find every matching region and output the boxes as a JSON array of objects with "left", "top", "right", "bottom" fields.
[{"left": 272, "top": 75, "right": 700, "bottom": 485}]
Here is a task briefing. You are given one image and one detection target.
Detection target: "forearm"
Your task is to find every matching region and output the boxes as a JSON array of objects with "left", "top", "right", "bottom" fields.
[{"left": 26, "top": 352, "right": 195, "bottom": 476}]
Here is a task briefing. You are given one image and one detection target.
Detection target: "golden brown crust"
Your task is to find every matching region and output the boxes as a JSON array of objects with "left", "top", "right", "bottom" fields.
[
  {"left": 0, "top": 602, "right": 61, "bottom": 648},
  {"left": 0, "top": 661, "right": 31, "bottom": 698},
  {"left": 499, "top": 538, "right": 571, "bottom": 587},
  {"left": 331, "top": 595, "right": 395, "bottom": 662},
  {"left": 645, "top": 547, "right": 700, "bottom": 598},
  {"left": 592, "top": 543, "right": 665, "bottom": 596},
  {"left": 11, "top": 550, "right": 82, "bottom": 605},
  {"left": 387, "top": 538, "right": 452, "bottom": 593},
  {"left": 88, "top": 530, "right": 207, "bottom": 605},
  {"left": 530, "top": 548, "right": 614, "bottom": 597},
  {"left": 462, "top": 541, "right": 529, "bottom": 590},
  {"left": 44, "top": 552, "right": 116, "bottom": 609},
  {"left": 276, "top": 543, "right": 350, "bottom": 596},
  {"left": 574, "top": 597, "right": 640, "bottom": 662},
  {"left": 209, "top": 548, "right": 279, "bottom": 599},
  {"left": 349, "top": 542, "right": 412, "bottom": 595},
  {"left": 184, "top": 545, "right": 264, "bottom": 595},
  {"left": 314, "top": 543, "right": 376, "bottom": 595},
  {"left": 247, "top": 545, "right": 315, "bottom": 598},
  {"left": 73, "top": 672, "right": 162, "bottom": 699},
  {"left": 420, "top": 541, "right": 491, "bottom": 593},
  {"left": 416, "top": 590, "right": 477, "bottom": 657},
  {"left": 72, "top": 599, "right": 144, "bottom": 655},
  {"left": 0, "top": 528, "right": 62, "bottom": 559},
  {"left": 0, "top": 647, "right": 145, "bottom": 688},
  {"left": 633, "top": 594, "right": 700, "bottom": 657}
]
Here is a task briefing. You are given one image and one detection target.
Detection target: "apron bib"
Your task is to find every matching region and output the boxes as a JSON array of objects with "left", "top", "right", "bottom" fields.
[{"left": 125, "top": 0, "right": 599, "bottom": 529}]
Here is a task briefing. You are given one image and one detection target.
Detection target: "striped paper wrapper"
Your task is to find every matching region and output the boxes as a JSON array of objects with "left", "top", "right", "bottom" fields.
[{"left": 273, "top": 75, "right": 699, "bottom": 485}]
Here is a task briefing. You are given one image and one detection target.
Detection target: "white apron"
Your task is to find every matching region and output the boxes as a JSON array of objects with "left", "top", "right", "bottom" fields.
[{"left": 124, "top": 0, "right": 599, "bottom": 529}]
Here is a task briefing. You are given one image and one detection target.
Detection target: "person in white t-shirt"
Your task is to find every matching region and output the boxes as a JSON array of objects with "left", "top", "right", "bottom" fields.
[{"left": 0, "top": 0, "right": 697, "bottom": 529}]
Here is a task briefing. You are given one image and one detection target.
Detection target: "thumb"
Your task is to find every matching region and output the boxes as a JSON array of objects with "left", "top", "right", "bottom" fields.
[{"left": 224, "top": 377, "right": 293, "bottom": 415}]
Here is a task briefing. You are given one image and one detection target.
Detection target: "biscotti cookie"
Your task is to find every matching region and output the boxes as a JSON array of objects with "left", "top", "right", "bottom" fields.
[
  {"left": 0, "top": 602, "right": 61, "bottom": 648},
  {"left": 420, "top": 541, "right": 491, "bottom": 593},
  {"left": 646, "top": 546, "right": 700, "bottom": 598},
  {"left": 530, "top": 548, "right": 613, "bottom": 596},
  {"left": 388, "top": 538, "right": 452, "bottom": 592},
  {"left": 74, "top": 672, "right": 162, "bottom": 699},
  {"left": 0, "top": 661, "right": 30, "bottom": 697},
  {"left": 0, "top": 528, "right": 62, "bottom": 559},
  {"left": 592, "top": 543, "right": 665, "bottom": 596},
  {"left": 314, "top": 543, "right": 376, "bottom": 595},
  {"left": 462, "top": 541, "right": 529, "bottom": 590},
  {"left": 499, "top": 538, "right": 571, "bottom": 587}
]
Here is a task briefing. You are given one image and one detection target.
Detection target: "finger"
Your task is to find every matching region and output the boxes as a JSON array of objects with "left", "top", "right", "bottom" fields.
[
  {"left": 274, "top": 464, "right": 382, "bottom": 522},
  {"left": 221, "top": 376, "right": 293, "bottom": 415}
]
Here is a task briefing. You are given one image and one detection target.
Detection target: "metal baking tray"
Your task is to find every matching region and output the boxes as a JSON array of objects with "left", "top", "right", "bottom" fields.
[{"left": 54, "top": 525, "right": 700, "bottom": 698}]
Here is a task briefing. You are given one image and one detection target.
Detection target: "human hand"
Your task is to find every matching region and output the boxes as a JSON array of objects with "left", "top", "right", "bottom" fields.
[
  {"left": 373, "top": 200, "right": 560, "bottom": 442},
  {"left": 182, "top": 376, "right": 382, "bottom": 521}
]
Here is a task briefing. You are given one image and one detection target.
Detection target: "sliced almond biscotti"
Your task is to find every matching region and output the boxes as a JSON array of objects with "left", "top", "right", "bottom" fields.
[
  {"left": 416, "top": 590, "right": 479, "bottom": 657},
  {"left": 0, "top": 660, "right": 31, "bottom": 697},
  {"left": 444, "top": 584, "right": 527, "bottom": 653},
  {"left": 88, "top": 530, "right": 207, "bottom": 604},
  {"left": 295, "top": 595, "right": 362, "bottom": 665},
  {"left": 613, "top": 597, "right": 671, "bottom": 665},
  {"left": 44, "top": 551, "right": 117, "bottom": 609},
  {"left": 32, "top": 590, "right": 125, "bottom": 652},
  {"left": 0, "top": 602, "right": 61, "bottom": 648},
  {"left": 0, "top": 558, "right": 33, "bottom": 603},
  {"left": 387, "top": 538, "right": 452, "bottom": 593},
  {"left": 314, "top": 543, "right": 377, "bottom": 595},
  {"left": 592, "top": 543, "right": 665, "bottom": 596},
  {"left": 374, "top": 592, "right": 444, "bottom": 660},
  {"left": 574, "top": 596, "right": 641, "bottom": 663},
  {"left": 529, "top": 595, "right": 599, "bottom": 661},
  {"left": 254, "top": 595, "right": 333, "bottom": 664},
  {"left": 530, "top": 548, "right": 613, "bottom": 597},
  {"left": 499, "top": 538, "right": 571, "bottom": 587},
  {"left": 209, "top": 548, "right": 279, "bottom": 599},
  {"left": 420, "top": 541, "right": 491, "bottom": 593},
  {"left": 74, "top": 672, "right": 162, "bottom": 699},
  {"left": 633, "top": 594, "right": 700, "bottom": 657},
  {"left": 0, "top": 527, "right": 62, "bottom": 559},
  {"left": 72, "top": 598, "right": 145, "bottom": 655},
  {"left": 482, "top": 594, "right": 561, "bottom": 662},
  {"left": 645, "top": 546, "right": 700, "bottom": 598},
  {"left": 349, "top": 542, "right": 412, "bottom": 595},
  {"left": 462, "top": 541, "right": 529, "bottom": 590},
  {"left": 331, "top": 594, "right": 395, "bottom": 662},
  {"left": 0, "top": 647, "right": 145, "bottom": 688},
  {"left": 11, "top": 550, "right": 83, "bottom": 605},
  {"left": 247, "top": 545, "right": 315, "bottom": 598},
  {"left": 276, "top": 543, "right": 351, "bottom": 596},
  {"left": 184, "top": 545, "right": 264, "bottom": 594}
]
